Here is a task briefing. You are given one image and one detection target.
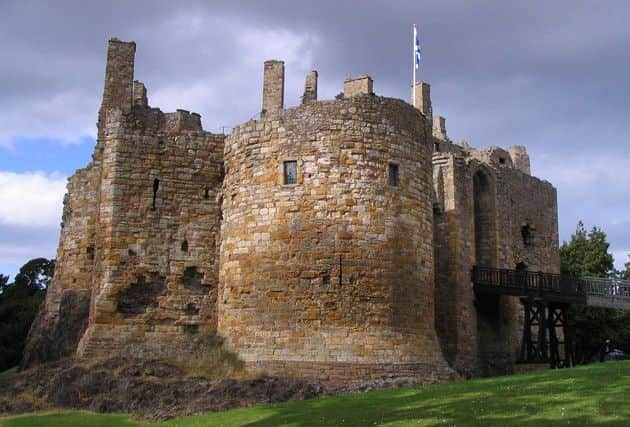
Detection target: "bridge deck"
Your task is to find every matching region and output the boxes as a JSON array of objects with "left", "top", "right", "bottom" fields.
[{"left": 472, "top": 267, "right": 630, "bottom": 310}]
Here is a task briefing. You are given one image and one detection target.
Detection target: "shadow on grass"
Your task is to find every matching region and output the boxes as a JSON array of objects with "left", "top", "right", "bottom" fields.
[
  {"left": 234, "top": 362, "right": 630, "bottom": 427},
  {"left": 0, "top": 411, "right": 139, "bottom": 427}
]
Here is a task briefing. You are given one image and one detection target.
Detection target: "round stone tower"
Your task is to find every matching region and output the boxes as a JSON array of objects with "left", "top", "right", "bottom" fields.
[{"left": 218, "top": 73, "right": 451, "bottom": 380}]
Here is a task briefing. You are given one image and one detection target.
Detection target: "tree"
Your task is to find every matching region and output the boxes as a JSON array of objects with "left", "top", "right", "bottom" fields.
[
  {"left": 13, "top": 258, "right": 55, "bottom": 290},
  {"left": 560, "top": 221, "right": 614, "bottom": 277},
  {"left": 0, "top": 275, "right": 8, "bottom": 294},
  {"left": 560, "top": 222, "right": 629, "bottom": 362},
  {"left": 0, "top": 258, "right": 54, "bottom": 371},
  {"left": 623, "top": 255, "right": 630, "bottom": 281}
]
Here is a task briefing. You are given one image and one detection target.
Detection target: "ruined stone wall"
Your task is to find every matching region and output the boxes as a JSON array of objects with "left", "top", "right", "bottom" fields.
[
  {"left": 432, "top": 153, "right": 478, "bottom": 375},
  {"left": 219, "top": 94, "right": 451, "bottom": 379},
  {"left": 78, "top": 106, "right": 224, "bottom": 357},
  {"left": 432, "top": 145, "right": 559, "bottom": 376},
  {"left": 22, "top": 160, "right": 101, "bottom": 367},
  {"left": 25, "top": 39, "right": 225, "bottom": 364}
]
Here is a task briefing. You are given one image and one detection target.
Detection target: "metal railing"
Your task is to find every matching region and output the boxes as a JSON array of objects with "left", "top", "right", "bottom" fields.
[{"left": 472, "top": 266, "right": 630, "bottom": 309}]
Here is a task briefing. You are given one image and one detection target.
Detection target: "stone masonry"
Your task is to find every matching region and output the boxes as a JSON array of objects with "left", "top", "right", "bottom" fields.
[{"left": 24, "top": 39, "right": 560, "bottom": 382}]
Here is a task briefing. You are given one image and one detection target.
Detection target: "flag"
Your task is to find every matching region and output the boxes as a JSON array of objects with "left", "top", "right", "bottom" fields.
[{"left": 414, "top": 25, "right": 421, "bottom": 69}]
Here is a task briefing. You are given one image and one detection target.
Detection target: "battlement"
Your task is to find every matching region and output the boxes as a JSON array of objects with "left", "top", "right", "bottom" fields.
[
  {"left": 343, "top": 75, "right": 374, "bottom": 97},
  {"left": 97, "top": 38, "right": 217, "bottom": 138},
  {"left": 262, "top": 60, "right": 285, "bottom": 117}
]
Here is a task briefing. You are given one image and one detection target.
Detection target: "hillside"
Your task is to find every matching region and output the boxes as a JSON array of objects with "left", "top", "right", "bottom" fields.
[{"left": 2, "top": 361, "right": 629, "bottom": 426}]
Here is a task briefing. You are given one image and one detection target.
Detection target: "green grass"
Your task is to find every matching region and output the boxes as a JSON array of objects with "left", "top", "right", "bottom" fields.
[{"left": 2, "top": 361, "right": 630, "bottom": 426}]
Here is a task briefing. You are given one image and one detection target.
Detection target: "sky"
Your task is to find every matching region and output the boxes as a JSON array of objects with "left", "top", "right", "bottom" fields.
[{"left": 1, "top": 0, "right": 629, "bottom": 279}]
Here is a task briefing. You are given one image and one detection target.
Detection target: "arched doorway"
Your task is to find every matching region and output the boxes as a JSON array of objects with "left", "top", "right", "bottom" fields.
[
  {"left": 473, "top": 168, "right": 496, "bottom": 268},
  {"left": 473, "top": 168, "right": 504, "bottom": 375}
]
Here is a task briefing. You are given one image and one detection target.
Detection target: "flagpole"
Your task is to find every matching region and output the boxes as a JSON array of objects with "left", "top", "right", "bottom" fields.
[{"left": 412, "top": 24, "right": 416, "bottom": 108}]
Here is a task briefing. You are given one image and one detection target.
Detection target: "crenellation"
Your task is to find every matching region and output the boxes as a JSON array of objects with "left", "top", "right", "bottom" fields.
[
  {"left": 133, "top": 80, "right": 148, "bottom": 108},
  {"left": 413, "top": 81, "right": 432, "bottom": 121},
  {"left": 343, "top": 75, "right": 373, "bottom": 97},
  {"left": 433, "top": 116, "right": 447, "bottom": 140},
  {"left": 24, "top": 38, "right": 561, "bottom": 383},
  {"left": 262, "top": 60, "right": 285, "bottom": 117},
  {"left": 508, "top": 145, "right": 531, "bottom": 175},
  {"left": 302, "top": 71, "right": 318, "bottom": 104}
]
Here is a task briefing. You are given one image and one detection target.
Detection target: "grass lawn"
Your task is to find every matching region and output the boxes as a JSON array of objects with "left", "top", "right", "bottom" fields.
[{"left": 2, "top": 361, "right": 630, "bottom": 426}]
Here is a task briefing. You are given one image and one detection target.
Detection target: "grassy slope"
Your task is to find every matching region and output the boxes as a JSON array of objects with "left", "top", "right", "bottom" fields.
[{"left": 2, "top": 361, "right": 630, "bottom": 426}]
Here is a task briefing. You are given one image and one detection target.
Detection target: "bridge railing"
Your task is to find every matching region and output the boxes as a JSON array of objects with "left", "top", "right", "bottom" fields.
[
  {"left": 581, "top": 276, "right": 630, "bottom": 298},
  {"left": 472, "top": 266, "right": 630, "bottom": 308},
  {"left": 472, "top": 266, "right": 585, "bottom": 301}
]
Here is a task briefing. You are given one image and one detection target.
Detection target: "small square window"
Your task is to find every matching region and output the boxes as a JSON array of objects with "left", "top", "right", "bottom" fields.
[
  {"left": 283, "top": 160, "right": 297, "bottom": 185},
  {"left": 388, "top": 163, "right": 399, "bottom": 187}
]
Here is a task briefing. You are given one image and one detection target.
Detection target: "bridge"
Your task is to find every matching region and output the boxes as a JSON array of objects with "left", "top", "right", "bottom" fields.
[{"left": 471, "top": 266, "right": 630, "bottom": 368}]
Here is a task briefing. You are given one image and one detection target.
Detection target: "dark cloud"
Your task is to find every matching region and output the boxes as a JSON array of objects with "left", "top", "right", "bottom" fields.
[{"left": 1, "top": 0, "right": 630, "bottom": 266}]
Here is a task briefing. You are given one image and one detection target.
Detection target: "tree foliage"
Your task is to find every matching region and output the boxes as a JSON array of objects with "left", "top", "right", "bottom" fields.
[
  {"left": 560, "top": 222, "right": 629, "bottom": 362},
  {"left": 0, "top": 258, "right": 54, "bottom": 371},
  {"left": 560, "top": 221, "right": 614, "bottom": 277}
]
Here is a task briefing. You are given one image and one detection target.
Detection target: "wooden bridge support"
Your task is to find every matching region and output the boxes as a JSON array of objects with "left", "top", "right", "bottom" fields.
[{"left": 519, "top": 298, "right": 574, "bottom": 368}]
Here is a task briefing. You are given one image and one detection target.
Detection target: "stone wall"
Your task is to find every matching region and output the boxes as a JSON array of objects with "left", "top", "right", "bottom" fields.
[
  {"left": 78, "top": 106, "right": 224, "bottom": 357},
  {"left": 219, "top": 93, "right": 451, "bottom": 378},
  {"left": 432, "top": 143, "right": 559, "bottom": 376},
  {"left": 21, "top": 159, "right": 101, "bottom": 367},
  {"left": 262, "top": 60, "right": 284, "bottom": 117}
]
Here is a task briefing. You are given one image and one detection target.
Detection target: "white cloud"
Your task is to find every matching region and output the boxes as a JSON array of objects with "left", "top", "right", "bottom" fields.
[
  {"left": 149, "top": 19, "right": 320, "bottom": 132},
  {"left": 0, "top": 171, "right": 67, "bottom": 227},
  {"left": 0, "top": 90, "right": 97, "bottom": 148}
]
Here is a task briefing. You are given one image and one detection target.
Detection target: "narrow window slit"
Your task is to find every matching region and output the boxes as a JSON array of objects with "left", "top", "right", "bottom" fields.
[
  {"left": 152, "top": 178, "right": 160, "bottom": 210},
  {"left": 388, "top": 163, "right": 399, "bottom": 187}
]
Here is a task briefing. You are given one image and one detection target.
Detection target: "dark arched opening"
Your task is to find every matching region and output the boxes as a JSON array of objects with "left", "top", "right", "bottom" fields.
[
  {"left": 473, "top": 168, "right": 506, "bottom": 375},
  {"left": 473, "top": 168, "right": 496, "bottom": 268}
]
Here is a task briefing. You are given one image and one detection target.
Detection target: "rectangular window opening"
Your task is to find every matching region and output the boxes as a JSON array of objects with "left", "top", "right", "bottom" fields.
[
  {"left": 283, "top": 160, "right": 297, "bottom": 185},
  {"left": 388, "top": 163, "right": 399, "bottom": 187}
]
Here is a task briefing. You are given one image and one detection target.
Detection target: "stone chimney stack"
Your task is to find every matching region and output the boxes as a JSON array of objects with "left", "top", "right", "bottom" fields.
[
  {"left": 101, "top": 38, "right": 136, "bottom": 113},
  {"left": 433, "top": 116, "right": 447, "bottom": 140},
  {"left": 412, "top": 81, "right": 432, "bottom": 122},
  {"left": 344, "top": 75, "right": 373, "bottom": 97},
  {"left": 262, "top": 60, "right": 285, "bottom": 117},
  {"left": 98, "top": 38, "right": 136, "bottom": 140},
  {"left": 302, "top": 71, "right": 318, "bottom": 104}
]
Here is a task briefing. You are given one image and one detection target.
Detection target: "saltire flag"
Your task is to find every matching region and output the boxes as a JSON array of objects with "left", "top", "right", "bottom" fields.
[{"left": 414, "top": 25, "right": 421, "bottom": 69}]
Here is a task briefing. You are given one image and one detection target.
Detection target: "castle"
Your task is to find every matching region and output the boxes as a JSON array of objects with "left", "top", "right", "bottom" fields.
[{"left": 23, "top": 38, "right": 560, "bottom": 381}]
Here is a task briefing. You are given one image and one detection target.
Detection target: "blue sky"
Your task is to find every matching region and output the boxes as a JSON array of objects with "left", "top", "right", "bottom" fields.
[{"left": 1, "top": 0, "right": 629, "bottom": 279}]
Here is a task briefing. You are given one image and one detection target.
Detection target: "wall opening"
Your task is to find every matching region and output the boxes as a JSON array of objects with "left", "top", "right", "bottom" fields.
[
  {"left": 185, "top": 303, "right": 199, "bottom": 315},
  {"left": 388, "top": 163, "right": 399, "bottom": 187},
  {"left": 521, "top": 224, "right": 534, "bottom": 246},
  {"left": 283, "top": 160, "right": 297, "bottom": 185},
  {"left": 86, "top": 246, "right": 95, "bottom": 261},
  {"left": 152, "top": 178, "right": 160, "bottom": 210},
  {"left": 473, "top": 168, "right": 508, "bottom": 375},
  {"left": 181, "top": 240, "right": 189, "bottom": 252},
  {"left": 473, "top": 169, "right": 496, "bottom": 267}
]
